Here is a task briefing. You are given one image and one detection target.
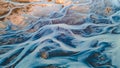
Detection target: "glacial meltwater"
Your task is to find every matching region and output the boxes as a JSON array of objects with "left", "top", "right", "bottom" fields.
[{"left": 0, "top": 0, "right": 120, "bottom": 68}]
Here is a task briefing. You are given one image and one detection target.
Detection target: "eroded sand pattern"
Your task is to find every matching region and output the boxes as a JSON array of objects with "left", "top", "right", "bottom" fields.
[{"left": 0, "top": 0, "right": 120, "bottom": 68}]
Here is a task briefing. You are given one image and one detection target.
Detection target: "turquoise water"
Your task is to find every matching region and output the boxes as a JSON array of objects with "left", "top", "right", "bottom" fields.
[{"left": 0, "top": 0, "right": 120, "bottom": 68}]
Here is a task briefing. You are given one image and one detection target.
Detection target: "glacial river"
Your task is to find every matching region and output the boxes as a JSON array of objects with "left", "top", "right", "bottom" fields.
[{"left": 0, "top": 0, "right": 120, "bottom": 68}]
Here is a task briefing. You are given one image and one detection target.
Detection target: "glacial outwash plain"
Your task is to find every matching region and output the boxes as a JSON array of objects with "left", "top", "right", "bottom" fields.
[{"left": 0, "top": 0, "right": 120, "bottom": 68}]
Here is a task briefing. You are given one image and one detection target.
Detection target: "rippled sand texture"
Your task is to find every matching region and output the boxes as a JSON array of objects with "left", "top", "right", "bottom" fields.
[{"left": 0, "top": 0, "right": 120, "bottom": 68}]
